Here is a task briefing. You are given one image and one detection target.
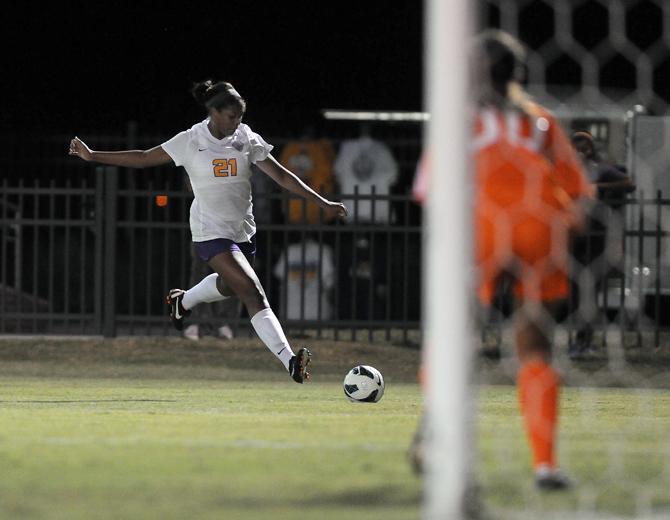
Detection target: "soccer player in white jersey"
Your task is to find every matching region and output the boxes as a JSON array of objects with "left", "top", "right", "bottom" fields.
[{"left": 69, "top": 80, "right": 347, "bottom": 383}]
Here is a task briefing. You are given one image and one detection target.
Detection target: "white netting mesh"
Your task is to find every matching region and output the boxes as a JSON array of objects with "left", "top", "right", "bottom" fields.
[{"left": 469, "top": 1, "right": 670, "bottom": 518}]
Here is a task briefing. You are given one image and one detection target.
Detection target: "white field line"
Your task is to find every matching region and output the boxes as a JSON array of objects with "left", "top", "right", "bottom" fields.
[{"left": 22, "top": 436, "right": 406, "bottom": 452}]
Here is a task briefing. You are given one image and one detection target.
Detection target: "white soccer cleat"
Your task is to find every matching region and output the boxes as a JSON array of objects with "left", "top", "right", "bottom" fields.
[
  {"left": 218, "top": 325, "right": 234, "bottom": 340},
  {"left": 183, "top": 324, "right": 199, "bottom": 341},
  {"left": 535, "top": 465, "right": 573, "bottom": 491}
]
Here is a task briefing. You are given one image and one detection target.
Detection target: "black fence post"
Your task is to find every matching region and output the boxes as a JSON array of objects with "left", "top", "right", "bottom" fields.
[
  {"left": 94, "top": 167, "right": 104, "bottom": 333},
  {"left": 654, "top": 190, "right": 662, "bottom": 350},
  {"left": 103, "top": 166, "right": 118, "bottom": 337}
]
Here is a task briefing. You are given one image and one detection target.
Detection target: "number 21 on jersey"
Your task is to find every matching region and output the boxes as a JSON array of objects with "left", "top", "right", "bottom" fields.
[{"left": 212, "top": 158, "right": 237, "bottom": 177}]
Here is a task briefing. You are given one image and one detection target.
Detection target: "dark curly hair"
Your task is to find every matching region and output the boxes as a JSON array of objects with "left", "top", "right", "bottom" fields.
[
  {"left": 190, "top": 80, "right": 246, "bottom": 114},
  {"left": 475, "top": 29, "right": 527, "bottom": 87}
]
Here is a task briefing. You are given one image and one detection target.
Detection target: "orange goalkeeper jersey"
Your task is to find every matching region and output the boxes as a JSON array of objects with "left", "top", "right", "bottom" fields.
[
  {"left": 474, "top": 103, "right": 591, "bottom": 302},
  {"left": 413, "top": 102, "right": 592, "bottom": 302},
  {"left": 473, "top": 103, "right": 591, "bottom": 217},
  {"left": 413, "top": 103, "right": 590, "bottom": 212}
]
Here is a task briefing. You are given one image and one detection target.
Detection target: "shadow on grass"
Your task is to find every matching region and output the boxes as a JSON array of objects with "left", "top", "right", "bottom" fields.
[{"left": 301, "top": 485, "right": 420, "bottom": 507}]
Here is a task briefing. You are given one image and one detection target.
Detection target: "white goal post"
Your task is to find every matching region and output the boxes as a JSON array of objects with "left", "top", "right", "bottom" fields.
[{"left": 423, "top": 0, "right": 473, "bottom": 519}]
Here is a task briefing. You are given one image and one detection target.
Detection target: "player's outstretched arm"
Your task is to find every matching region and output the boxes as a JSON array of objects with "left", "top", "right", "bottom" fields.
[
  {"left": 68, "top": 137, "right": 173, "bottom": 169},
  {"left": 257, "top": 154, "right": 348, "bottom": 220}
]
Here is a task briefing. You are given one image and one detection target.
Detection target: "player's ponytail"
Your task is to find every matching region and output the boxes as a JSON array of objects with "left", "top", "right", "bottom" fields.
[
  {"left": 477, "top": 29, "right": 526, "bottom": 87},
  {"left": 190, "top": 80, "right": 214, "bottom": 106},
  {"left": 475, "top": 30, "right": 540, "bottom": 120}
]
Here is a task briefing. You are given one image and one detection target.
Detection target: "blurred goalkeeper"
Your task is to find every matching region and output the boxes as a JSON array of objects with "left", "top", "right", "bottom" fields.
[
  {"left": 472, "top": 29, "right": 593, "bottom": 490},
  {"left": 413, "top": 30, "right": 592, "bottom": 490}
]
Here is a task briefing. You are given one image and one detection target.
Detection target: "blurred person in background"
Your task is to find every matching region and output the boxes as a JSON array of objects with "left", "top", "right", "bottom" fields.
[
  {"left": 69, "top": 80, "right": 347, "bottom": 383},
  {"left": 568, "top": 131, "right": 635, "bottom": 359},
  {"left": 411, "top": 30, "right": 592, "bottom": 491},
  {"left": 469, "top": 29, "right": 592, "bottom": 490},
  {"left": 183, "top": 243, "right": 240, "bottom": 341}
]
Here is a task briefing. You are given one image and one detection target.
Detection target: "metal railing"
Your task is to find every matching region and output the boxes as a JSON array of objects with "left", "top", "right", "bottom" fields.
[
  {"left": 1, "top": 138, "right": 669, "bottom": 349},
  {"left": 0, "top": 171, "right": 422, "bottom": 343}
]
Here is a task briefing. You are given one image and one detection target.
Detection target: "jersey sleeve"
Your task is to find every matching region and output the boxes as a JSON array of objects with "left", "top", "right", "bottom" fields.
[
  {"left": 596, "top": 163, "right": 629, "bottom": 184},
  {"left": 246, "top": 128, "right": 274, "bottom": 164},
  {"left": 161, "top": 130, "right": 191, "bottom": 167},
  {"left": 412, "top": 151, "right": 430, "bottom": 204}
]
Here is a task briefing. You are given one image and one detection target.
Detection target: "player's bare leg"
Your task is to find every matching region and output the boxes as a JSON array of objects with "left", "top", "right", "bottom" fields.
[{"left": 207, "top": 251, "right": 311, "bottom": 383}]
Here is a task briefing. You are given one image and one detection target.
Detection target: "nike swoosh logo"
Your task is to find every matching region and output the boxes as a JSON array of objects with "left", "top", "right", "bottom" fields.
[
  {"left": 198, "top": 148, "right": 207, "bottom": 152},
  {"left": 277, "top": 347, "right": 286, "bottom": 356},
  {"left": 174, "top": 300, "right": 182, "bottom": 319}
]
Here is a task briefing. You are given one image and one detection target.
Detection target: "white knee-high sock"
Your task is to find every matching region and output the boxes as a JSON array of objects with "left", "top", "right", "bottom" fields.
[
  {"left": 182, "top": 273, "right": 228, "bottom": 310},
  {"left": 250, "top": 308, "right": 295, "bottom": 370}
]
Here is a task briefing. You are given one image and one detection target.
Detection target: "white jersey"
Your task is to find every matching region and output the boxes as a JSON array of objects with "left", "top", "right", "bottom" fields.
[
  {"left": 161, "top": 120, "right": 273, "bottom": 243},
  {"left": 273, "top": 240, "right": 335, "bottom": 320},
  {"left": 334, "top": 136, "right": 398, "bottom": 223}
]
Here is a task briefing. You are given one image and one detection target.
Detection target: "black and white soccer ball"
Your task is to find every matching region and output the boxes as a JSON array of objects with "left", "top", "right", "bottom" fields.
[{"left": 343, "top": 365, "right": 385, "bottom": 403}]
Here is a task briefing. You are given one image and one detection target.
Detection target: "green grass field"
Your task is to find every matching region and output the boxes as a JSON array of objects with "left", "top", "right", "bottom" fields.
[
  {"left": 0, "top": 377, "right": 422, "bottom": 520},
  {"left": 1, "top": 338, "right": 669, "bottom": 519},
  {"left": 477, "top": 386, "right": 670, "bottom": 519}
]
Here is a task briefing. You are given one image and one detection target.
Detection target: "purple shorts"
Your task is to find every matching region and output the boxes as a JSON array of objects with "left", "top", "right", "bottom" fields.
[{"left": 194, "top": 236, "right": 257, "bottom": 263}]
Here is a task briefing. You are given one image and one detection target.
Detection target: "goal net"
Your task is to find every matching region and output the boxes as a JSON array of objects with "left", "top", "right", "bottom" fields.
[{"left": 423, "top": 1, "right": 670, "bottom": 518}]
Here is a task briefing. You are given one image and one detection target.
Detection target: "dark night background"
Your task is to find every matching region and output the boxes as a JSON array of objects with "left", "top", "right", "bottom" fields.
[
  {"left": 1, "top": 0, "right": 669, "bottom": 332},
  {"left": 4, "top": 1, "right": 668, "bottom": 138},
  {"left": 2, "top": 1, "right": 424, "bottom": 138}
]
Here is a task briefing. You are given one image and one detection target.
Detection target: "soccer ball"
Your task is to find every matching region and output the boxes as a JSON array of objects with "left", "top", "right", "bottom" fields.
[{"left": 343, "top": 365, "right": 385, "bottom": 403}]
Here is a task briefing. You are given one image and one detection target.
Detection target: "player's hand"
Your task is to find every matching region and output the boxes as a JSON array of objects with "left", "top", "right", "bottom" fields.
[
  {"left": 323, "top": 200, "right": 348, "bottom": 220},
  {"left": 68, "top": 136, "right": 93, "bottom": 161}
]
